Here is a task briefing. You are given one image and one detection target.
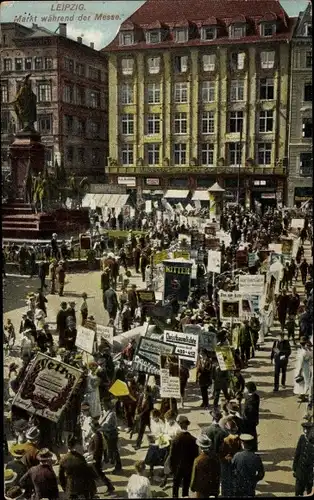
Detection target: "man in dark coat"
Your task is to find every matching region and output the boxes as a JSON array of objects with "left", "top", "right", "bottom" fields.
[
  {"left": 56, "top": 261, "right": 66, "bottom": 296},
  {"left": 88, "top": 421, "right": 115, "bottom": 493},
  {"left": 59, "top": 436, "right": 96, "bottom": 500},
  {"left": 288, "top": 287, "right": 301, "bottom": 317},
  {"left": 293, "top": 422, "right": 314, "bottom": 496},
  {"left": 270, "top": 332, "right": 291, "bottom": 391},
  {"left": 196, "top": 349, "right": 212, "bottom": 409},
  {"left": 300, "top": 258, "right": 309, "bottom": 286},
  {"left": 212, "top": 361, "right": 230, "bottom": 408},
  {"left": 133, "top": 245, "right": 141, "bottom": 274},
  {"left": 242, "top": 382, "right": 260, "bottom": 452},
  {"left": 38, "top": 261, "right": 48, "bottom": 292},
  {"left": 190, "top": 435, "right": 220, "bottom": 498},
  {"left": 20, "top": 448, "right": 59, "bottom": 500},
  {"left": 140, "top": 252, "right": 148, "bottom": 282},
  {"left": 134, "top": 386, "right": 154, "bottom": 450},
  {"left": 169, "top": 415, "right": 199, "bottom": 498},
  {"left": 56, "top": 302, "right": 68, "bottom": 348},
  {"left": 103, "top": 286, "right": 119, "bottom": 321},
  {"left": 127, "top": 284, "right": 138, "bottom": 319},
  {"left": 232, "top": 434, "right": 265, "bottom": 497},
  {"left": 276, "top": 289, "right": 290, "bottom": 332},
  {"left": 202, "top": 408, "right": 227, "bottom": 454}
]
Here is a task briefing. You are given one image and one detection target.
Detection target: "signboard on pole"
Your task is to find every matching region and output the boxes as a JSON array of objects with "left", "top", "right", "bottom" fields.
[
  {"left": 219, "top": 292, "right": 241, "bottom": 321},
  {"left": 216, "top": 346, "right": 236, "bottom": 371},
  {"left": 96, "top": 325, "right": 114, "bottom": 346},
  {"left": 136, "top": 290, "right": 156, "bottom": 304},
  {"left": 76, "top": 326, "right": 96, "bottom": 354},
  {"left": 163, "top": 330, "right": 199, "bottom": 362},
  {"left": 248, "top": 253, "right": 257, "bottom": 268},
  {"left": 160, "top": 354, "right": 181, "bottom": 399},
  {"left": 12, "top": 353, "right": 83, "bottom": 422},
  {"left": 238, "top": 275, "right": 265, "bottom": 294},
  {"left": 207, "top": 250, "right": 221, "bottom": 273},
  {"left": 163, "top": 260, "right": 192, "bottom": 304}
]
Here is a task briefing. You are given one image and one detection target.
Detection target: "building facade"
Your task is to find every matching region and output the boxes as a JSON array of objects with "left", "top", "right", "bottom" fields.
[
  {"left": 1, "top": 22, "right": 108, "bottom": 179},
  {"left": 103, "top": 0, "right": 294, "bottom": 209},
  {"left": 287, "top": 3, "right": 312, "bottom": 207}
]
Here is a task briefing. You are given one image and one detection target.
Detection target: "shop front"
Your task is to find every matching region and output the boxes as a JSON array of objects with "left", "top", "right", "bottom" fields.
[{"left": 294, "top": 186, "right": 313, "bottom": 206}]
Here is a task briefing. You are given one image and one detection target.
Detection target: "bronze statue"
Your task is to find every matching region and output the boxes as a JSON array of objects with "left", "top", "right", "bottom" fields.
[{"left": 12, "top": 74, "right": 37, "bottom": 131}]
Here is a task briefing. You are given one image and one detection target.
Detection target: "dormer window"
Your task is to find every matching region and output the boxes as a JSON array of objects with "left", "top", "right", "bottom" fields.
[
  {"left": 202, "top": 27, "right": 217, "bottom": 41},
  {"left": 261, "top": 22, "right": 276, "bottom": 37},
  {"left": 119, "top": 32, "right": 134, "bottom": 46},
  {"left": 304, "top": 23, "right": 312, "bottom": 37},
  {"left": 146, "top": 30, "right": 161, "bottom": 44},
  {"left": 175, "top": 29, "right": 188, "bottom": 43},
  {"left": 229, "top": 24, "right": 246, "bottom": 39}
]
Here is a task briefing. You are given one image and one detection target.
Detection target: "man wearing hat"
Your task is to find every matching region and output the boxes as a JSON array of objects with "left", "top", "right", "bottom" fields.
[
  {"left": 190, "top": 435, "right": 220, "bottom": 498},
  {"left": 231, "top": 434, "right": 265, "bottom": 497},
  {"left": 20, "top": 449, "right": 59, "bottom": 500},
  {"left": 271, "top": 331, "right": 291, "bottom": 391},
  {"left": 21, "top": 427, "right": 40, "bottom": 471},
  {"left": 6, "top": 444, "right": 28, "bottom": 486},
  {"left": 219, "top": 401, "right": 243, "bottom": 434},
  {"left": 4, "top": 485, "right": 25, "bottom": 500},
  {"left": 293, "top": 422, "right": 314, "bottom": 496},
  {"left": 242, "top": 382, "right": 260, "bottom": 452},
  {"left": 168, "top": 415, "right": 199, "bottom": 498},
  {"left": 220, "top": 418, "right": 242, "bottom": 497},
  {"left": 56, "top": 260, "right": 66, "bottom": 296},
  {"left": 202, "top": 408, "right": 227, "bottom": 454},
  {"left": 87, "top": 420, "right": 115, "bottom": 494},
  {"left": 56, "top": 302, "right": 68, "bottom": 348}
]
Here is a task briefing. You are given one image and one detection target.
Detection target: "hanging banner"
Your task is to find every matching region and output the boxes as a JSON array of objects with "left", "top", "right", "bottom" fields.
[
  {"left": 238, "top": 275, "right": 265, "bottom": 294},
  {"left": 160, "top": 354, "right": 181, "bottom": 399},
  {"left": 163, "top": 330, "right": 199, "bottom": 362},
  {"left": 96, "top": 325, "right": 114, "bottom": 346},
  {"left": 173, "top": 251, "right": 190, "bottom": 260},
  {"left": 207, "top": 250, "right": 221, "bottom": 273},
  {"left": 76, "top": 326, "right": 96, "bottom": 354},
  {"left": 219, "top": 292, "right": 241, "bottom": 320},
  {"left": 216, "top": 346, "right": 236, "bottom": 371},
  {"left": 163, "top": 260, "right": 192, "bottom": 304},
  {"left": 12, "top": 353, "right": 83, "bottom": 422}
]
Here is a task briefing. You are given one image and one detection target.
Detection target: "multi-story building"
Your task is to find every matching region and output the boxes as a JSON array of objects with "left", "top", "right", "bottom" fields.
[
  {"left": 103, "top": 0, "right": 294, "bottom": 209},
  {"left": 1, "top": 22, "right": 108, "bottom": 179},
  {"left": 287, "top": 3, "right": 312, "bottom": 207}
]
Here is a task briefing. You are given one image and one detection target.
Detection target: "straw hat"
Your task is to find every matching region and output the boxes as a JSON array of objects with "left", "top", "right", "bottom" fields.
[
  {"left": 4, "top": 486, "right": 25, "bottom": 500},
  {"left": 4, "top": 469, "right": 17, "bottom": 485},
  {"left": 196, "top": 435, "right": 212, "bottom": 450},
  {"left": 36, "top": 448, "right": 57, "bottom": 464},
  {"left": 9, "top": 443, "right": 27, "bottom": 458}
]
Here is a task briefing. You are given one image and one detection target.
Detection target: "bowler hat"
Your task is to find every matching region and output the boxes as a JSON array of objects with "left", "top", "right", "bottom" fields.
[
  {"left": 25, "top": 426, "right": 40, "bottom": 441},
  {"left": 176, "top": 415, "right": 190, "bottom": 426},
  {"left": 196, "top": 435, "right": 212, "bottom": 450}
]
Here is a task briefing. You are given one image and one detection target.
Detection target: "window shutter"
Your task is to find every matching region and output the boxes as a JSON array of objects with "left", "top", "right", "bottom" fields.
[{"left": 238, "top": 53, "right": 245, "bottom": 69}]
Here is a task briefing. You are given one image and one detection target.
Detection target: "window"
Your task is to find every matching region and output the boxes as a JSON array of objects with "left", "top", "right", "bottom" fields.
[
  {"left": 45, "top": 147, "right": 53, "bottom": 167},
  {"left": 202, "top": 27, "right": 216, "bottom": 40},
  {"left": 202, "top": 54, "right": 216, "bottom": 72},
  {"left": 88, "top": 67, "right": 101, "bottom": 80},
  {"left": 90, "top": 121, "right": 100, "bottom": 136},
  {"left": 201, "top": 81, "right": 215, "bottom": 102},
  {"left": 15, "top": 58, "right": 23, "bottom": 71},
  {"left": 228, "top": 142, "right": 242, "bottom": 166},
  {"left": 1, "top": 111, "right": 9, "bottom": 132},
  {"left": 229, "top": 25, "right": 246, "bottom": 38},
  {"left": 120, "top": 83, "right": 134, "bottom": 104},
  {"left": 3, "top": 59, "right": 12, "bottom": 71},
  {"left": 257, "top": 143, "right": 272, "bottom": 165},
  {"left": 202, "top": 111, "right": 215, "bottom": 134},
  {"left": 78, "top": 147, "right": 85, "bottom": 163},
  {"left": 174, "top": 143, "right": 187, "bottom": 164},
  {"left": 120, "top": 32, "right": 134, "bottom": 46},
  {"left": 146, "top": 144, "right": 160, "bottom": 165},
  {"left": 302, "top": 118, "right": 313, "bottom": 138},
  {"left": 77, "top": 118, "right": 86, "bottom": 136},
  {"left": 121, "top": 58, "right": 134, "bottom": 75},
  {"left": 147, "top": 83, "right": 161, "bottom": 104},
  {"left": 261, "top": 23, "right": 275, "bottom": 36},
  {"left": 37, "top": 114, "right": 52, "bottom": 134},
  {"left": 1, "top": 82, "right": 8, "bottom": 103},
  {"left": 260, "top": 51, "right": 275, "bottom": 69},
  {"left": 90, "top": 89, "right": 100, "bottom": 108},
  {"left": 45, "top": 57, "right": 53, "bottom": 70},
  {"left": 231, "top": 53, "right": 245, "bottom": 70},
  {"left": 121, "top": 144, "right": 134, "bottom": 165},
  {"left": 174, "top": 113, "right": 188, "bottom": 134},
  {"left": 175, "top": 29, "right": 188, "bottom": 43},
  {"left": 259, "top": 110, "right": 273, "bottom": 132},
  {"left": 64, "top": 115, "right": 74, "bottom": 134},
  {"left": 121, "top": 114, "right": 134, "bottom": 135},
  {"left": 75, "top": 62, "right": 85, "bottom": 76},
  {"left": 147, "top": 56, "right": 160, "bottom": 74},
  {"left": 37, "top": 82, "right": 52, "bottom": 102},
  {"left": 147, "top": 114, "right": 160, "bottom": 135},
  {"left": 34, "top": 57, "right": 43, "bottom": 70},
  {"left": 304, "top": 83, "right": 312, "bottom": 102},
  {"left": 91, "top": 148, "right": 100, "bottom": 166},
  {"left": 306, "top": 51, "right": 312, "bottom": 68},
  {"left": 174, "top": 82, "right": 188, "bottom": 103},
  {"left": 64, "top": 58, "right": 74, "bottom": 72},
  {"left": 230, "top": 79, "right": 244, "bottom": 101},
  {"left": 76, "top": 86, "right": 86, "bottom": 105},
  {"left": 304, "top": 23, "right": 312, "bottom": 37},
  {"left": 259, "top": 78, "right": 274, "bottom": 100},
  {"left": 300, "top": 153, "right": 312, "bottom": 176},
  {"left": 228, "top": 111, "right": 243, "bottom": 133},
  {"left": 25, "top": 57, "right": 32, "bottom": 70},
  {"left": 64, "top": 84, "right": 74, "bottom": 103},
  {"left": 174, "top": 55, "right": 188, "bottom": 73},
  {"left": 201, "top": 144, "right": 214, "bottom": 166},
  {"left": 66, "top": 146, "right": 74, "bottom": 163},
  {"left": 146, "top": 30, "right": 161, "bottom": 44}
]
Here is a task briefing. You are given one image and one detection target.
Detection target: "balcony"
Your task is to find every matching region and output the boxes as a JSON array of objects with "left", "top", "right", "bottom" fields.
[{"left": 106, "top": 165, "right": 287, "bottom": 176}]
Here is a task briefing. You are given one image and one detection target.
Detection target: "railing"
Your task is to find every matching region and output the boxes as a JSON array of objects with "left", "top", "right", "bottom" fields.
[{"left": 107, "top": 165, "right": 287, "bottom": 175}]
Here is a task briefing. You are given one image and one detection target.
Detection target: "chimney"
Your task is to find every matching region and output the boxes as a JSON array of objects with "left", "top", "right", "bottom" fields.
[
  {"left": 59, "top": 23, "right": 67, "bottom": 37},
  {"left": 90, "top": 42, "right": 94, "bottom": 49},
  {"left": 77, "top": 36, "right": 82, "bottom": 43},
  {"left": 32, "top": 23, "right": 38, "bottom": 29}
]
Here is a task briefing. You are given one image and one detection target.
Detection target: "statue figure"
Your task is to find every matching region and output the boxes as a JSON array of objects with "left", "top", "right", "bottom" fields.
[{"left": 12, "top": 74, "right": 37, "bottom": 131}]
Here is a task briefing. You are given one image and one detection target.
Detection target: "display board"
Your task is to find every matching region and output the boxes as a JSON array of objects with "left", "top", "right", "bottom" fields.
[
  {"left": 163, "top": 330, "right": 199, "bottom": 362},
  {"left": 76, "top": 326, "right": 96, "bottom": 354},
  {"left": 160, "top": 354, "right": 181, "bottom": 399}
]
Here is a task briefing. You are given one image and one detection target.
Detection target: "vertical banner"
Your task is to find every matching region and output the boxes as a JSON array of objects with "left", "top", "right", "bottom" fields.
[
  {"left": 160, "top": 354, "right": 181, "bottom": 399},
  {"left": 163, "top": 260, "right": 192, "bottom": 304}
]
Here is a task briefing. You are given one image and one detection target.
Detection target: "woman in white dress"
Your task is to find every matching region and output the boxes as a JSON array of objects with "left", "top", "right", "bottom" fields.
[
  {"left": 161, "top": 410, "right": 181, "bottom": 488},
  {"left": 144, "top": 409, "right": 166, "bottom": 479},
  {"left": 293, "top": 338, "right": 313, "bottom": 402},
  {"left": 127, "top": 460, "right": 152, "bottom": 499},
  {"left": 84, "top": 362, "right": 101, "bottom": 419},
  {"left": 258, "top": 303, "right": 273, "bottom": 345}
]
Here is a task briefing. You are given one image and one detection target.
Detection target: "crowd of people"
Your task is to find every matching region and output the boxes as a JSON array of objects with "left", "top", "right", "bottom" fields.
[{"left": 3, "top": 204, "right": 314, "bottom": 499}]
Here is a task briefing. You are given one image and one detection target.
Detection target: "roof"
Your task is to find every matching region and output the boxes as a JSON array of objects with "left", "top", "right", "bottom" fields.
[{"left": 103, "top": 0, "right": 292, "bottom": 51}]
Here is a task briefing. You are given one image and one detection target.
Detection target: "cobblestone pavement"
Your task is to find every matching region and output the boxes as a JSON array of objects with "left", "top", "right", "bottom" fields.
[{"left": 3, "top": 242, "right": 311, "bottom": 497}]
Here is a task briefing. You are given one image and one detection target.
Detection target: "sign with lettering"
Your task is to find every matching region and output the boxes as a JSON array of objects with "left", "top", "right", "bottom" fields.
[
  {"left": 163, "top": 330, "right": 199, "bottom": 362},
  {"left": 219, "top": 292, "right": 241, "bottom": 320},
  {"left": 238, "top": 275, "right": 265, "bottom": 294},
  {"left": 12, "top": 353, "right": 83, "bottom": 422},
  {"left": 137, "top": 289, "right": 156, "bottom": 304},
  {"left": 136, "top": 337, "right": 175, "bottom": 365},
  {"left": 76, "top": 326, "right": 96, "bottom": 354},
  {"left": 207, "top": 250, "right": 221, "bottom": 273},
  {"left": 160, "top": 354, "right": 181, "bottom": 399},
  {"left": 216, "top": 346, "right": 236, "bottom": 371},
  {"left": 163, "top": 260, "right": 192, "bottom": 304},
  {"left": 96, "top": 325, "right": 114, "bottom": 346},
  {"left": 118, "top": 176, "right": 136, "bottom": 187},
  {"left": 205, "top": 238, "right": 220, "bottom": 250}
]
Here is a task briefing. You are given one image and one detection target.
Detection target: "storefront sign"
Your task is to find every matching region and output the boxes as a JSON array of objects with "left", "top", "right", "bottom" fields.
[
  {"left": 261, "top": 193, "right": 276, "bottom": 199},
  {"left": 13, "top": 353, "right": 83, "bottom": 422},
  {"left": 90, "top": 184, "right": 126, "bottom": 194},
  {"left": 146, "top": 178, "right": 160, "bottom": 185},
  {"left": 118, "top": 177, "right": 136, "bottom": 187},
  {"left": 294, "top": 187, "right": 312, "bottom": 202}
]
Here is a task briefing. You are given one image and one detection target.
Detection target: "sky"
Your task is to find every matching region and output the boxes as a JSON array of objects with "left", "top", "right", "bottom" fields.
[{"left": 0, "top": 0, "right": 310, "bottom": 50}]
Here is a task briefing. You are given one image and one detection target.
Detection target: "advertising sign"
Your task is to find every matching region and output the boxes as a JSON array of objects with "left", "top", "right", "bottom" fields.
[
  {"left": 238, "top": 275, "right": 265, "bottom": 294},
  {"left": 163, "top": 330, "right": 199, "bottom": 362},
  {"left": 136, "top": 290, "right": 156, "bottom": 304},
  {"left": 219, "top": 292, "right": 241, "bottom": 320},
  {"left": 160, "top": 354, "right": 181, "bottom": 399},
  {"left": 163, "top": 260, "right": 192, "bottom": 304},
  {"left": 216, "top": 346, "right": 236, "bottom": 371},
  {"left": 96, "top": 325, "right": 114, "bottom": 346},
  {"left": 281, "top": 239, "right": 293, "bottom": 256},
  {"left": 76, "top": 326, "right": 96, "bottom": 354},
  {"left": 207, "top": 250, "right": 221, "bottom": 273},
  {"left": 136, "top": 337, "right": 175, "bottom": 370},
  {"left": 12, "top": 353, "right": 83, "bottom": 423}
]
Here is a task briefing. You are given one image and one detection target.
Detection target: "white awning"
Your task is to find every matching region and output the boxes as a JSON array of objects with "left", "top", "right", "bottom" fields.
[
  {"left": 164, "top": 189, "right": 189, "bottom": 199},
  {"left": 192, "top": 191, "right": 209, "bottom": 201},
  {"left": 82, "top": 193, "right": 129, "bottom": 209}
]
